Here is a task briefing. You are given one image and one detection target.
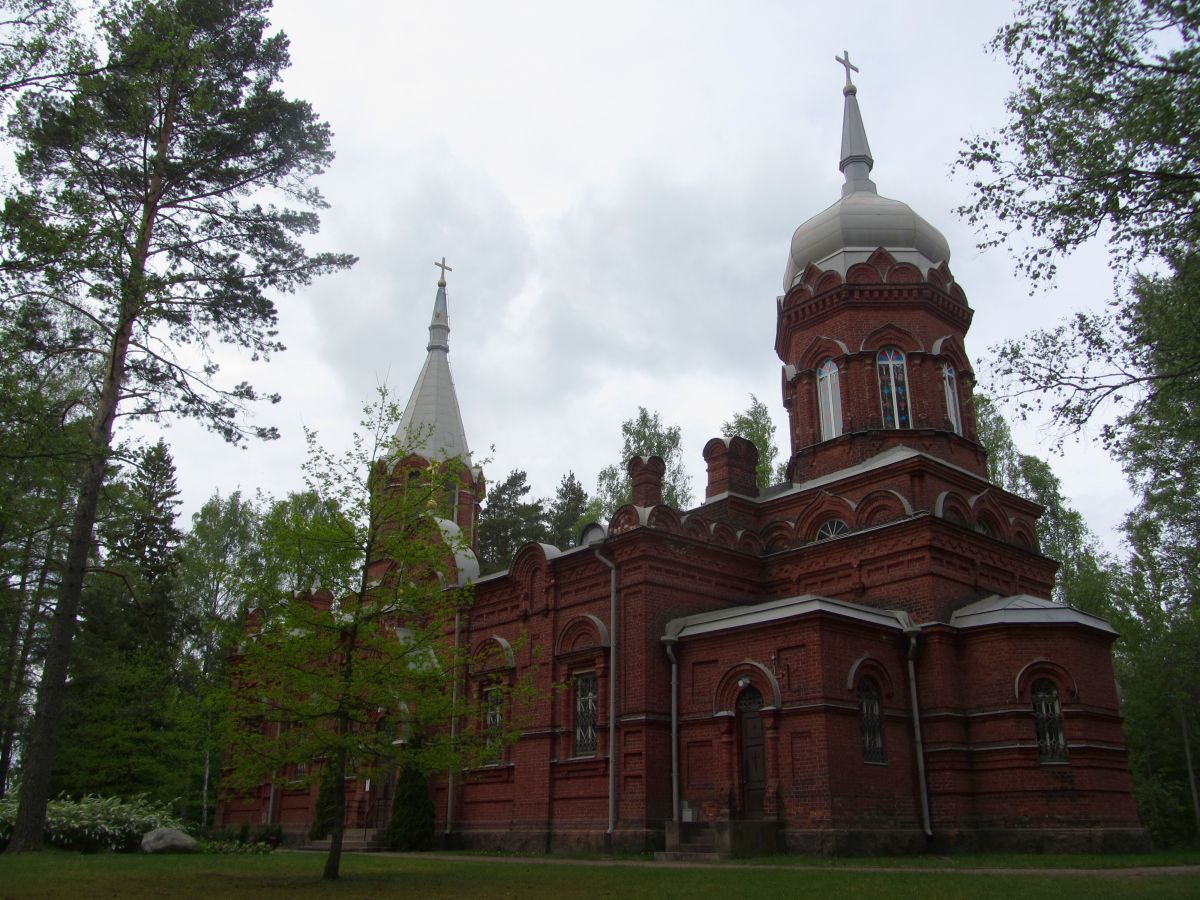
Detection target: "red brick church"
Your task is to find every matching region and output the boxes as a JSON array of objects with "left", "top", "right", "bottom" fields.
[{"left": 218, "top": 63, "right": 1145, "bottom": 855}]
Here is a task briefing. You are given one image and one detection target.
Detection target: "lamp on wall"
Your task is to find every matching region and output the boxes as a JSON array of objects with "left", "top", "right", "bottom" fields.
[{"left": 737, "top": 676, "right": 751, "bottom": 689}]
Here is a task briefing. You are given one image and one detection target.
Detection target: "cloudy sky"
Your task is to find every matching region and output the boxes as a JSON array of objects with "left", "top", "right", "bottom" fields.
[{"left": 162, "top": 0, "right": 1133, "bottom": 551}]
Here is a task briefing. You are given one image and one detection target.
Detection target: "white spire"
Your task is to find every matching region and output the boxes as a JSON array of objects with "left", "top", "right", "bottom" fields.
[
  {"left": 835, "top": 51, "right": 876, "bottom": 197},
  {"left": 395, "top": 261, "right": 471, "bottom": 463}
]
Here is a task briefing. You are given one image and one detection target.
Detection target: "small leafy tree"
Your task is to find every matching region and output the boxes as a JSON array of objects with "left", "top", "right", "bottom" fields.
[
  {"left": 226, "top": 391, "right": 533, "bottom": 880},
  {"left": 596, "top": 407, "right": 693, "bottom": 517},
  {"left": 721, "top": 394, "right": 781, "bottom": 490}
]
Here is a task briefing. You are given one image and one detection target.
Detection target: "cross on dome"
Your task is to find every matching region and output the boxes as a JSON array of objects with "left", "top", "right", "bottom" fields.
[
  {"left": 434, "top": 256, "right": 452, "bottom": 286},
  {"left": 835, "top": 50, "right": 858, "bottom": 88}
]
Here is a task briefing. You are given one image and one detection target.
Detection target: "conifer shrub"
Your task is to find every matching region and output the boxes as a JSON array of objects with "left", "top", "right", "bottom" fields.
[
  {"left": 307, "top": 764, "right": 339, "bottom": 841},
  {"left": 385, "top": 757, "right": 434, "bottom": 851}
]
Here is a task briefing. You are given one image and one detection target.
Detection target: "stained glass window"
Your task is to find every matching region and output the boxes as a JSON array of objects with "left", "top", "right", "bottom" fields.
[
  {"left": 1032, "top": 678, "right": 1068, "bottom": 762},
  {"left": 574, "top": 672, "right": 598, "bottom": 757},
  {"left": 877, "top": 347, "right": 911, "bottom": 429},
  {"left": 817, "top": 359, "right": 842, "bottom": 441},
  {"left": 943, "top": 365, "right": 962, "bottom": 435},
  {"left": 859, "top": 676, "right": 885, "bottom": 763}
]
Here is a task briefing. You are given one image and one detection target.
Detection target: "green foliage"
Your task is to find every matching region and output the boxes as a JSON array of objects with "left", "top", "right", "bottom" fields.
[
  {"left": 595, "top": 407, "right": 693, "bottom": 517},
  {"left": 721, "top": 394, "right": 781, "bottom": 490},
  {"left": 956, "top": 0, "right": 1200, "bottom": 282},
  {"left": 225, "top": 390, "right": 538, "bottom": 879},
  {"left": 1, "top": 0, "right": 353, "bottom": 849},
  {"left": 975, "top": 396, "right": 1118, "bottom": 615},
  {"left": 477, "top": 469, "right": 547, "bottom": 574},
  {"left": 384, "top": 756, "right": 433, "bottom": 851},
  {"left": 0, "top": 793, "right": 182, "bottom": 852},
  {"left": 545, "top": 471, "right": 591, "bottom": 549}
]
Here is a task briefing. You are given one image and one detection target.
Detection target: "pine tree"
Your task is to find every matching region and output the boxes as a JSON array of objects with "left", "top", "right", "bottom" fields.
[{"left": 3, "top": 0, "right": 353, "bottom": 852}]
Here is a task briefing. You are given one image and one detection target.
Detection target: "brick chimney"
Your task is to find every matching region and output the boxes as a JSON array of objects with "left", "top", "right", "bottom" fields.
[
  {"left": 703, "top": 436, "right": 760, "bottom": 499},
  {"left": 627, "top": 455, "right": 667, "bottom": 507}
]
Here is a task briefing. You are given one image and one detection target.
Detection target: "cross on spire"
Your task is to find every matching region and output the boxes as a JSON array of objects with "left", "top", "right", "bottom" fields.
[
  {"left": 835, "top": 50, "right": 858, "bottom": 87},
  {"left": 434, "top": 256, "right": 453, "bottom": 285}
]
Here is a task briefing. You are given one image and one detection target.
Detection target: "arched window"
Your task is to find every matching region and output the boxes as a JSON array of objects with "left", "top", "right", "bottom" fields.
[
  {"left": 1032, "top": 678, "right": 1068, "bottom": 762},
  {"left": 858, "top": 676, "right": 885, "bottom": 763},
  {"left": 876, "top": 347, "right": 910, "bottom": 429},
  {"left": 815, "top": 518, "right": 849, "bottom": 541},
  {"left": 816, "top": 359, "right": 842, "bottom": 441},
  {"left": 943, "top": 365, "right": 962, "bottom": 435}
]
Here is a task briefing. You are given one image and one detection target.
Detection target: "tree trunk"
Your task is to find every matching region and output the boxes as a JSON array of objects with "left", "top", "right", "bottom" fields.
[
  {"left": 322, "top": 744, "right": 347, "bottom": 880},
  {"left": 5, "top": 303, "right": 139, "bottom": 852},
  {"left": 0, "top": 535, "right": 56, "bottom": 797},
  {"left": 1181, "top": 701, "right": 1200, "bottom": 840}
]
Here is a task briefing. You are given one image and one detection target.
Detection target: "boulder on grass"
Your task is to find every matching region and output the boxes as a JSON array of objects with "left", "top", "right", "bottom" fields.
[{"left": 140, "top": 827, "right": 197, "bottom": 853}]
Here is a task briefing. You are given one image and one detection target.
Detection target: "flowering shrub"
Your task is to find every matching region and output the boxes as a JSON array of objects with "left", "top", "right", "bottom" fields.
[{"left": 0, "top": 794, "right": 184, "bottom": 853}]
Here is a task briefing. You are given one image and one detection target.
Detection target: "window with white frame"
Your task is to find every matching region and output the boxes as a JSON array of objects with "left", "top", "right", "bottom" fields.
[
  {"left": 943, "top": 365, "right": 962, "bottom": 435},
  {"left": 817, "top": 358, "right": 843, "bottom": 441},
  {"left": 573, "top": 672, "right": 598, "bottom": 757},
  {"left": 876, "top": 347, "right": 911, "bottom": 429}
]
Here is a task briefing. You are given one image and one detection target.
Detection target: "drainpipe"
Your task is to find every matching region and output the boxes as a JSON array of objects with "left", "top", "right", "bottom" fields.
[
  {"left": 905, "top": 627, "right": 932, "bottom": 838},
  {"left": 594, "top": 548, "right": 618, "bottom": 837},
  {"left": 444, "top": 609, "right": 461, "bottom": 837},
  {"left": 664, "top": 638, "right": 680, "bottom": 822}
]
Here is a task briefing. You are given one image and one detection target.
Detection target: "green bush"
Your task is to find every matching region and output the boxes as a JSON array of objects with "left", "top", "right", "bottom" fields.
[{"left": 0, "top": 794, "right": 184, "bottom": 853}]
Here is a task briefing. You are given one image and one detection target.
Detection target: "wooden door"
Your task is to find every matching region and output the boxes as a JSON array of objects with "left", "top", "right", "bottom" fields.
[{"left": 738, "top": 687, "right": 766, "bottom": 819}]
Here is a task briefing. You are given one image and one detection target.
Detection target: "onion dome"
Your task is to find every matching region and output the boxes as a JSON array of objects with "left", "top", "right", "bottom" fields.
[{"left": 782, "top": 55, "right": 951, "bottom": 292}]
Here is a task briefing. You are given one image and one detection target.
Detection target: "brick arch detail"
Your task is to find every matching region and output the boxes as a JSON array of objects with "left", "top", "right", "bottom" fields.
[
  {"left": 795, "top": 491, "right": 857, "bottom": 542},
  {"left": 930, "top": 335, "right": 972, "bottom": 375},
  {"left": 761, "top": 520, "right": 796, "bottom": 551},
  {"left": 556, "top": 614, "right": 611, "bottom": 656},
  {"left": 714, "top": 660, "right": 783, "bottom": 714},
  {"left": 855, "top": 489, "right": 912, "bottom": 529},
  {"left": 682, "top": 513, "right": 713, "bottom": 542},
  {"left": 970, "top": 490, "right": 1012, "bottom": 542},
  {"left": 471, "top": 634, "right": 516, "bottom": 670},
  {"left": 846, "top": 653, "right": 896, "bottom": 700},
  {"left": 934, "top": 490, "right": 973, "bottom": 525},
  {"left": 796, "top": 335, "right": 852, "bottom": 372},
  {"left": 1014, "top": 658, "right": 1079, "bottom": 701},
  {"left": 859, "top": 322, "right": 924, "bottom": 355},
  {"left": 712, "top": 522, "right": 738, "bottom": 549},
  {"left": 646, "top": 504, "right": 682, "bottom": 534}
]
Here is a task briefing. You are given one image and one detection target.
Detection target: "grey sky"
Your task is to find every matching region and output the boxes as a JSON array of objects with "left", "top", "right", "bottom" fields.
[{"left": 161, "top": 0, "right": 1133, "bottom": 552}]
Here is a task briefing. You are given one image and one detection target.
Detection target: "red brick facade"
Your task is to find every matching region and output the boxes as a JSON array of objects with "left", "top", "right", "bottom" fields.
[{"left": 217, "top": 164, "right": 1144, "bottom": 858}]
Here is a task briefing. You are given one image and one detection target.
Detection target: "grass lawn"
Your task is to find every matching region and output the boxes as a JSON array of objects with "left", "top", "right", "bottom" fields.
[{"left": 0, "top": 851, "right": 1198, "bottom": 899}]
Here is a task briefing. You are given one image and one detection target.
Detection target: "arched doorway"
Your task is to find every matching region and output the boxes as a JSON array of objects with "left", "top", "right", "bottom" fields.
[{"left": 737, "top": 686, "right": 766, "bottom": 818}]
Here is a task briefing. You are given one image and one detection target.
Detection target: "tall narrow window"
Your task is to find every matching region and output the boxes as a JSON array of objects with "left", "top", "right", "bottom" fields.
[
  {"left": 816, "top": 359, "right": 843, "bottom": 441},
  {"left": 876, "top": 347, "right": 911, "bottom": 429},
  {"left": 483, "top": 686, "right": 503, "bottom": 765},
  {"left": 1032, "top": 678, "right": 1068, "bottom": 762},
  {"left": 859, "top": 676, "right": 886, "bottom": 763},
  {"left": 573, "top": 672, "right": 598, "bottom": 757},
  {"left": 943, "top": 365, "right": 962, "bottom": 435}
]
